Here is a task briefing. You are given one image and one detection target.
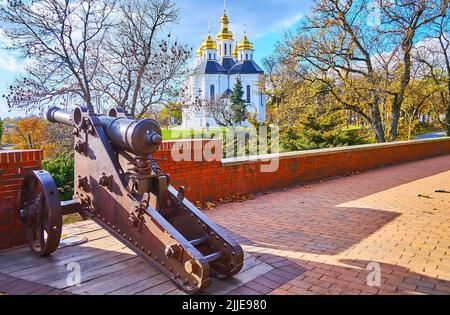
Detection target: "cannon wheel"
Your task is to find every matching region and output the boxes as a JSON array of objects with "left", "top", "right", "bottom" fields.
[{"left": 20, "top": 170, "right": 62, "bottom": 256}]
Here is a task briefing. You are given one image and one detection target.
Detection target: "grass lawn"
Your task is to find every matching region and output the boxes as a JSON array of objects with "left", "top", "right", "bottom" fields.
[
  {"left": 343, "top": 125, "right": 363, "bottom": 132},
  {"left": 161, "top": 127, "right": 245, "bottom": 141}
]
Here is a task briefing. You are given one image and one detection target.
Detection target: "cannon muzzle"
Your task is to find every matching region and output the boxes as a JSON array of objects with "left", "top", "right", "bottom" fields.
[
  {"left": 47, "top": 107, "right": 162, "bottom": 156},
  {"left": 47, "top": 107, "right": 73, "bottom": 126}
]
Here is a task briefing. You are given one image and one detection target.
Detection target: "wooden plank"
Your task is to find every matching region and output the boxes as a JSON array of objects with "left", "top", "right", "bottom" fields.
[
  {"left": 107, "top": 273, "right": 172, "bottom": 295},
  {"left": 136, "top": 280, "right": 177, "bottom": 295},
  {"left": 33, "top": 249, "right": 136, "bottom": 288},
  {"left": 0, "top": 275, "right": 20, "bottom": 287},
  {"left": 205, "top": 262, "right": 273, "bottom": 295},
  {"left": 10, "top": 242, "right": 130, "bottom": 284},
  {"left": 47, "top": 255, "right": 143, "bottom": 289},
  {"left": 0, "top": 229, "right": 113, "bottom": 272},
  {"left": 239, "top": 256, "right": 265, "bottom": 272},
  {"left": 68, "top": 262, "right": 164, "bottom": 295},
  {"left": 0, "top": 220, "right": 267, "bottom": 296},
  {"left": 29, "top": 284, "right": 63, "bottom": 295},
  {"left": 165, "top": 289, "right": 186, "bottom": 295},
  {"left": 9, "top": 236, "right": 128, "bottom": 279},
  {"left": 2, "top": 279, "right": 47, "bottom": 295}
]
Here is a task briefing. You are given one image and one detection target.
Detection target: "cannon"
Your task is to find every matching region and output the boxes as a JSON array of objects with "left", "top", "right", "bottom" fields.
[{"left": 19, "top": 106, "right": 244, "bottom": 294}]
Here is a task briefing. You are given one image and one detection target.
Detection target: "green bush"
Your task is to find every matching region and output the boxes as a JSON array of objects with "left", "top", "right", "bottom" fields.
[
  {"left": 43, "top": 153, "right": 74, "bottom": 201},
  {"left": 280, "top": 112, "right": 370, "bottom": 152}
]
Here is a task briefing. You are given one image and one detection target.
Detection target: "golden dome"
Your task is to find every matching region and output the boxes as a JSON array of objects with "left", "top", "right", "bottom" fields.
[
  {"left": 238, "top": 34, "right": 254, "bottom": 50},
  {"left": 201, "top": 34, "right": 217, "bottom": 50},
  {"left": 217, "top": 12, "right": 233, "bottom": 40},
  {"left": 233, "top": 45, "right": 238, "bottom": 57},
  {"left": 196, "top": 46, "right": 202, "bottom": 57}
]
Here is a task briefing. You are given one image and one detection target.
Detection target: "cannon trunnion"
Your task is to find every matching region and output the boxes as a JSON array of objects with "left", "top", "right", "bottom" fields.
[{"left": 20, "top": 107, "right": 244, "bottom": 294}]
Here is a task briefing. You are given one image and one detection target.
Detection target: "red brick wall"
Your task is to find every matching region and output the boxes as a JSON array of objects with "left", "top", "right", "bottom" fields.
[
  {"left": 0, "top": 150, "right": 43, "bottom": 250},
  {"left": 1, "top": 139, "right": 448, "bottom": 250},
  {"left": 155, "top": 138, "right": 450, "bottom": 203}
]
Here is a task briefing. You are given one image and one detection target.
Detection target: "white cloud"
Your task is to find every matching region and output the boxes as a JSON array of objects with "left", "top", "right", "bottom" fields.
[
  {"left": 171, "top": 0, "right": 310, "bottom": 49},
  {"left": 0, "top": 51, "right": 21, "bottom": 72}
]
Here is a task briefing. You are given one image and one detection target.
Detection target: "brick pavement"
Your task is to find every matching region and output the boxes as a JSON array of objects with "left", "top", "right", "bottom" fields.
[{"left": 207, "top": 155, "right": 450, "bottom": 295}]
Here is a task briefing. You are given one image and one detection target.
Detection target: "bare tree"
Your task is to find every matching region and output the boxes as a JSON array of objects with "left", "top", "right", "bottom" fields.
[
  {"left": 282, "top": 0, "right": 389, "bottom": 142},
  {"left": 0, "top": 0, "right": 190, "bottom": 117},
  {"left": 205, "top": 97, "right": 235, "bottom": 127},
  {"left": 267, "top": 0, "right": 447, "bottom": 143},
  {"left": 95, "top": 0, "right": 190, "bottom": 118},
  {"left": 1, "top": 0, "right": 116, "bottom": 113}
]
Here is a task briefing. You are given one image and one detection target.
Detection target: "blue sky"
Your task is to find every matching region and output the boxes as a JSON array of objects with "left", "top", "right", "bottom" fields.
[{"left": 0, "top": 0, "right": 313, "bottom": 118}]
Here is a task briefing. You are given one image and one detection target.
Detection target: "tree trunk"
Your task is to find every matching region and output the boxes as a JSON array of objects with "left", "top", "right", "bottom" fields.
[
  {"left": 390, "top": 37, "right": 414, "bottom": 140},
  {"left": 446, "top": 96, "right": 450, "bottom": 136},
  {"left": 390, "top": 94, "right": 402, "bottom": 140},
  {"left": 446, "top": 64, "right": 450, "bottom": 136},
  {"left": 372, "top": 94, "right": 386, "bottom": 143}
]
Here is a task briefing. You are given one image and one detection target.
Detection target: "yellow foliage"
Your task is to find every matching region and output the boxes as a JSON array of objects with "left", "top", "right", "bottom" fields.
[{"left": 8, "top": 118, "right": 56, "bottom": 158}]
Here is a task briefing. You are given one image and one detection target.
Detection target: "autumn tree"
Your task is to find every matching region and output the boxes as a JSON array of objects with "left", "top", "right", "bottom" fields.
[
  {"left": 268, "top": 0, "right": 447, "bottom": 143},
  {"left": 159, "top": 102, "right": 182, "bottom": 126},
  {"left": 414, "top": 9, "right": 450, "bottom": 136},
  {"left": 10, "top": 118, "right": 47, "bottom": 149},
  {"left": 378, "top": 0, "right": 448, "bottom": 139},
  {"left": 277, "top": 0, "right": 392, "bottom": 142}
]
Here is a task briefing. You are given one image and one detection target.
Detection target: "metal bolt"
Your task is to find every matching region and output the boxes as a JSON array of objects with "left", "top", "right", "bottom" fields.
[
  {"left": 184, "top": 260, "right": 198, "bottom": 275},
  {"left": 165, "top": 244, "right": 180, "bottom": 259}
]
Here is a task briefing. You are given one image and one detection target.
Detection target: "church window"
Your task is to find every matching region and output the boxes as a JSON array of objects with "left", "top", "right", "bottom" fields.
[
  {"left": 246, "top": 85, "right": 251, "bottom": 103},
  {"left": 210, "top": 85, "right": 215, "bottom": 100}
]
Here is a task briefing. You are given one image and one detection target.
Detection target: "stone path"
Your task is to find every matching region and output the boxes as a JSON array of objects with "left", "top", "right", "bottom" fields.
[{"left": 207, "top": 155, "right": 450, "bottom": 295}]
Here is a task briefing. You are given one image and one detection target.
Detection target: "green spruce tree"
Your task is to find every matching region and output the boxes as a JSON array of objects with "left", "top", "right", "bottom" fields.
[{"left": 230, "top": 78, "right": 247, "bottom": 125}]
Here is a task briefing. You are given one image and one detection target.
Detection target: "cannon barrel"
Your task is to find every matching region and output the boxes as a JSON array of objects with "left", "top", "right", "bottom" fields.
[
  {"left": 47, "top": 107, "right": 73, "bottom": 126},
  {"left": 47, "top": 107, "right": 163, "bottom": 156}
]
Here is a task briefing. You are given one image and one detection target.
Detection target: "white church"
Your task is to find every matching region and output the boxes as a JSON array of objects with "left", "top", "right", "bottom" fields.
[{"left": 181, "top": 7, "right": 267, "bottom": 129}]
